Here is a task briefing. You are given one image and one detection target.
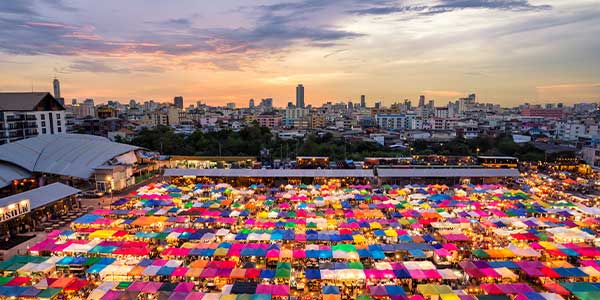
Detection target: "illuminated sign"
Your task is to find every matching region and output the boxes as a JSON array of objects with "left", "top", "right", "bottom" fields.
[{"left": 0, "top": 199, "right": 30, "bottom": 223}]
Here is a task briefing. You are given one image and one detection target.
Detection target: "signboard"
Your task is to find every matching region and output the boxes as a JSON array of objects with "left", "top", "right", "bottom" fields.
[{"left": 0, "top": 199, "right": 30, "bottom": 223}]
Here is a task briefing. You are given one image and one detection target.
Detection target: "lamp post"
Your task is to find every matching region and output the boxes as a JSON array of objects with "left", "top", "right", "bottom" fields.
[{"left": 106, "top": 176, "right": 113, "bottom": 203}]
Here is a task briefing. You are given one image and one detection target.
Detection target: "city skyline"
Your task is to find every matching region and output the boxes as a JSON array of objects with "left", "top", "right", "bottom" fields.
[{"left": 0, "top": 1, "right": 599, "bottom": 106}]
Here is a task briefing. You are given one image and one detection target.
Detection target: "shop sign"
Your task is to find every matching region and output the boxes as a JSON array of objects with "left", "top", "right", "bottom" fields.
[{"left": 0, "top": 199, "right": 30, "bottom": 223}]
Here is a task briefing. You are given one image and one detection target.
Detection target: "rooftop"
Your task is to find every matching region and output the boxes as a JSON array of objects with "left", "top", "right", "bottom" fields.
[
  {"left": 0, "top": 134, "right": 140, "bottom": 180},
  {"left": 0, "top": 92, "right": 63, "bottom": 111},
  {"left": 0, "top": 182, "right": 79, "bottom": 210}
]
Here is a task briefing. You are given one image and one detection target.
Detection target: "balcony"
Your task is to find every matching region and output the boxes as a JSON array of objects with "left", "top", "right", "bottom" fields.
[{"left": 6, "top": 116, "right": 24, "bottom": 122}]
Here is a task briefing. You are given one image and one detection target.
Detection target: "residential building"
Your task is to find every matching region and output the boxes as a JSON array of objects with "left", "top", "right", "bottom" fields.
[
  {"left": 296, "top": 84, "right": 304, "bottom": 108},
  {"left": 0, "top": 92, "right": 67, "bottom": 144},
  {"left": 256, "top": 113, "right": 282, "bottom": 128},
  {"left": 375, "top": 114, "right": 416, "bottom": 130},
  {"left": 174, "top": 96, "right": 184, "bottom": 109}
]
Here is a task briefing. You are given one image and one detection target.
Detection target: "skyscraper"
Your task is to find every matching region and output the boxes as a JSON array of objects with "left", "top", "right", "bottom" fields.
[
  {"left": 418, "top": 95, "right": 425, "bottom": 108},
  {"left": 52, "top": 78, "right": 64, "bottom": 106},
  {"left": 296, "top": 84, "right": 304, "bottom": 108},
  {"left": 53, "top": 78, "right": 60, "bottom": 99},
  {"left": 249, "top": 99, "right": 255, "bottom": 109},
  {"left": 174, "top": 96, "right": 184, "bottom": 109},
  {"left": 360, "top": 95, "right": 366, "bottom": 108}
]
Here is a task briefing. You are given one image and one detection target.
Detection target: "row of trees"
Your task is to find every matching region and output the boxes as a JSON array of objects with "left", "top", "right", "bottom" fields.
[{"left": 125, "top": 126, "right": 546, "bottom": 162}]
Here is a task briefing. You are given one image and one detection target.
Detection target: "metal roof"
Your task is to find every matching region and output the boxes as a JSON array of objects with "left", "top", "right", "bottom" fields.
[
  {"left": 376, "top": 168, "right": 520, "bottom": 178},
  {"left": 0, "top": 182, "right": 80, "bottom": 210},
  {"left": 164, "top": 168, "right": 374, "bottom": 178},
  {"left": 477, "top": 156, "right": 518, "bottom": 160},
  {"left": 0, "top": 92, "right": 59, "bottom": 111},
  {"left": 0, "top": 134, "right": 140, "bottom": 179},
  {"left": 0, "top": 162, "right": 31, "bottom": 189}
]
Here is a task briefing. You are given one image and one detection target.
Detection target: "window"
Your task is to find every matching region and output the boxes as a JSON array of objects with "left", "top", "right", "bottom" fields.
[
  {"left": 57, "top": 127, "right": 62, "bottom": 133},
  {"left": 40, "top": 114, "right": 45, "bottom": 120},
  {"left": 42, "top": 128, "right": 46, "bottom": 134},
  {"left": 57, "top": 120, "right": 61, "bottom": 126},
  {"left": 56, "top": 113, "right": 61, "bottom": 119},
  {"left": 41, "top": 121, "right": 46, "bottom": 127}
]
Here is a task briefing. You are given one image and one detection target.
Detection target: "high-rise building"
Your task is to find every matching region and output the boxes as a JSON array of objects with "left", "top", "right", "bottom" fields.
[
  {"left": 260, "top": 98, "right": 273, "bottom": 109},
  {"left": 53, "top": 78, "right": 60, "bottom": 100},
  {"left": 296, "top": 84, "right": 304, "bottom": 108},
  {"left": 226, "top": 102, "right": 236, "bottom": 109},
  {"left": 174, "top": 96, "right": 184, "bottom": 109},
  {"left": 347, "top": 101, "right": 353, "bottom": 111},
  {"left": 249, "top": 99, "right": 255, "bottom": 109},
  {"left": 52, "top": 78, "right": 64, "bottom": 106},
  {"left": 428, "top": 100, "right": 435, "bottom": 108},
  {"left": 360, "top": 95, "right": 366, "bottom": 108},
  {"left": 418, "top": 95, "right": 425, "bottom": 108},
  {"left": 71, "top": 99, "right": 77, "bottom": 105}
]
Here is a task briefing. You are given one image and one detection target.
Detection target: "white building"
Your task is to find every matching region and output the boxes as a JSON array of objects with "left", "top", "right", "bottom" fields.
[
  {"left": 375, "top": 114, "right": 416, "bottom": 130},
  {"left": 284, "top": 108, "right": 309, "bottom": 126},
  {"left": 0, "top": 92, "right": 67, "bottom": 145}
]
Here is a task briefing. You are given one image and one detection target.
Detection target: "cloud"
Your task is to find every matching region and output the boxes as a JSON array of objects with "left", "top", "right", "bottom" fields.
[
  {"left": 0, "top": 0, "right": 75, "bottom": 16},
  {"left": 349, "top": 0, "right": 551, "bottom": 16},
  {"left": 536, "top": 82, "right": 600, "bottom": 91},
  {"left": 66, "top": 59, "right": 166, "bottom": 74},
  {"left": 425, "top": 0, "right": 551, "bottom": 15},
  {"left": 536, "top": 82, "right": 600, "bottom": 101},
  {"left": 422, "top": 90, "right": 465, "bottom": 98}
]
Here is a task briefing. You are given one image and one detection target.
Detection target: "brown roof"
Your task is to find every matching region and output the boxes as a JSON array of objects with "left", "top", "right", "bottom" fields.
[{"left": 0, "top": 92, "right": 59, "bottom": 111}]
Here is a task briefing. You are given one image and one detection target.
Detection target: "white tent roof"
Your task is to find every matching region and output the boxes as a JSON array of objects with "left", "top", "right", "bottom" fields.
[
  {"left": 0, "top": 134, "right": 140, "bottom": 179},
  {"left": 0, "top": 182, "right": 79, "bottom": 210}
]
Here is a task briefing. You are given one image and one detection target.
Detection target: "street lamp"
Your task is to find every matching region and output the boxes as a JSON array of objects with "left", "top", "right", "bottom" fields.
[{"left": 106, "top": 176, "right": 113, "bottom": 202}]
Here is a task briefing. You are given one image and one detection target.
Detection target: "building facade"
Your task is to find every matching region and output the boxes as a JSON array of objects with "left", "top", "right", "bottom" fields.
[{"left": 0, "top": 92, "right": 67, "bottom": 144}]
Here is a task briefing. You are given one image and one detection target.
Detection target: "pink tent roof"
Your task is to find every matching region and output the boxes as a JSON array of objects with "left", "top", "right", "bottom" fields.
[
  {"left": 174, "top": 282, "right": 194, "bottom": 292},
  {"left": 141, "top": 282, "right": 163, "bottom": 293},
  {"left": 256, "top": 284, "right": 289, "bottom": 296},
  {"left": 127, "top": 281, "right": 148, "bottom": 291},
  {"left": 172, "top": 267, "right": 189, "bottom": 277},
  {"left": 184, "top": 292, "right": 204, "bottom": 300},
  {"left": 101, "top": 290, "right": 122, "bottom": 300}
]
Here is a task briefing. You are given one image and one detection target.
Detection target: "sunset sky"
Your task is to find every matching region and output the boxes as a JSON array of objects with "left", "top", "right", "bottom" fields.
[{"left": 0, "top": 0, "right": 599, "bottom": 107}]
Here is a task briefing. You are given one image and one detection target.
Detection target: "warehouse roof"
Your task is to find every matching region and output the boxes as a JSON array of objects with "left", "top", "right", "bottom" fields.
[
  {"left": 0, "top": 182, "right": 80, "bottom": 211},
  {"left": 164, "top": 168, "right": 374, "bottom": 178},
  {"left": 0, "top": 134, "right": 140, "bottom": 179},
  {"left": 376, "top": 168, "right": 520, "bottom": 178}
]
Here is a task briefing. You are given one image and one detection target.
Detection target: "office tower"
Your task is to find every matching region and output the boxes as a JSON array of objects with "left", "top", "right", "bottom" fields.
[
  {"left": 72, "top": 99, "right": 77, "bottom": 105},
  {"left": 360, "top": 95, "right": 366, "bottom": 108},
  {"left": 129, "top": 99, "right": 136, "bottom": 108},
  {"left": 226, "top": 102, "right": 236, "bottom": 109},
  {"left": 375, "top": 102, "right": 381, "bottom": 109},
  {"left": 296, "top": 84, "right": 304, "bottom": 108},
  {"left": 418, "top": 95, "right": 425, "bottom": 108},
  {"left": 249, "top": 99, "right": 255, "bottom": 108},
  {"left": 174, "top": 96, "right": 184, "bottom": 109},
  {"left": 347, "top": 101, "right": 353, "bottom": 110},
  {"left": 287, "top": 102, "right": 294, "bottom": 108},
  {"left": 260, "top": 98, "right": 273, "bottom": 109},
  {"left": 53, "top": 78, "right": 60, "bottom": 99},
  {"left": 428, "top": 100, "right": 435, "bottom": 108}
]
